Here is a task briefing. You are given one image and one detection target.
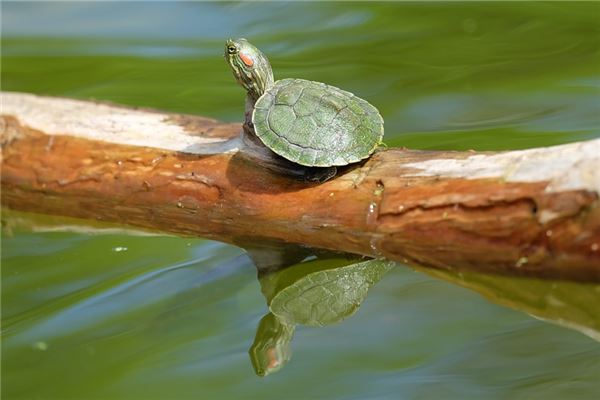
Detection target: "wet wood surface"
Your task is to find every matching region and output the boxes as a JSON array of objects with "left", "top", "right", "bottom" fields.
[{"left": 2, "top": 92, "right": 599, "bottom": 281}]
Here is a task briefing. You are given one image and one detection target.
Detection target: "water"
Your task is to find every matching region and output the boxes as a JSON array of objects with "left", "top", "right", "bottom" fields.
[{"left": 2, "top": 1, "right": 600, "bottom": 399}]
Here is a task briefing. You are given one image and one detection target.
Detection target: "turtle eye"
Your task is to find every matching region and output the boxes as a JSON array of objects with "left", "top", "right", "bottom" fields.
[{"left": 227, "top": 45, "right": 237, "bottom": 54}]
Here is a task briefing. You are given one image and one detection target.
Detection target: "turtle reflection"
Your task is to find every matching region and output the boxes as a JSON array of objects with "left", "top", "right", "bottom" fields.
[{"left": 249, "top": 256, "right": 395, "bottom": 376}]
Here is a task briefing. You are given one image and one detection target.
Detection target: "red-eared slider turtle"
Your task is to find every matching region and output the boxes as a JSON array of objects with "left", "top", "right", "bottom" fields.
[{"left": 225, "top": 38, "right": 384, "bottom": 182}]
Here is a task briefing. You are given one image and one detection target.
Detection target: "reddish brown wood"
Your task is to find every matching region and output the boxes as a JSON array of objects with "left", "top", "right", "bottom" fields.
[{"left": 1, "top": 112, "right": 599, "bottom": 281}]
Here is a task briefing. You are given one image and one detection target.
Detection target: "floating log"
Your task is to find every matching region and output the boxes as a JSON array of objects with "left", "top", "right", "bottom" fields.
[{"left": 1, "top": 92, "right": 599, "bottom": 281}]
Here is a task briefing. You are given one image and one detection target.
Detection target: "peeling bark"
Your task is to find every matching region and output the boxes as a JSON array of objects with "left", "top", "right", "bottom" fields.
[{"left": 1, "top": 92, "right": 599, "bottom": 281}]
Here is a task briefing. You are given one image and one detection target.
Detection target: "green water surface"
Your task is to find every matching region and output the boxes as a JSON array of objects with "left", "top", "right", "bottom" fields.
[{"left": 2, "top": 1, "right": 600, "bottom": 399}]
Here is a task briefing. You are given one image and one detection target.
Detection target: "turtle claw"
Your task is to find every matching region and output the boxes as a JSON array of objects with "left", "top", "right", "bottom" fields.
[{"left": 303, "top": 166, "right": 337, "bottom": 183}]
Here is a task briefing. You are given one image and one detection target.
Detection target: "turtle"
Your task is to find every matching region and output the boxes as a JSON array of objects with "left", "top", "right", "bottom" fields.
[{"left": 224, "top": 38, "right": 384, "bottom": 182}]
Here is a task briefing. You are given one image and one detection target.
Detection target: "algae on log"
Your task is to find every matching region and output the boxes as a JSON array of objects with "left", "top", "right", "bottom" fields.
[{"left": 1, "top": 92, "right": 599, "bottom": 281}]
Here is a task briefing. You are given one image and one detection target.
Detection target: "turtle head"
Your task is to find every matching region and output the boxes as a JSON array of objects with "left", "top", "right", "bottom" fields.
[{"left": 225, "top": 38, "right": 274, "bottom": 101}]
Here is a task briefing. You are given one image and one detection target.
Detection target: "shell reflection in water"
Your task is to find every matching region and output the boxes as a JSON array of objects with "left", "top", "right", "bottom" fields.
[{"left": 248, "top": 255, "right": 395, "bottom": 376}]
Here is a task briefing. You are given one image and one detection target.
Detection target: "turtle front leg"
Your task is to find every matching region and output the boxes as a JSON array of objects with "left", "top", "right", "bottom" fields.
[
  {"left": 304, "top": 166, "right": 337, "bottom": 183},
  {"left": 243, "top": 94, "right": 255, "bottom": 137}
]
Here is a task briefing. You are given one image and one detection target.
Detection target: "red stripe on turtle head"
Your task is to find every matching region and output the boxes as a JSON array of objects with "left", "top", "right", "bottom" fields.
[{"left": 239, "top": 51, "right": 254, "bottom": 67}]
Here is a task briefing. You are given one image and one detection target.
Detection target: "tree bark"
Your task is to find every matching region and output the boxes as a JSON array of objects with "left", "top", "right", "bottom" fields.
[{"left": 2, "top": 92, "right": 599, "bottom": 281}]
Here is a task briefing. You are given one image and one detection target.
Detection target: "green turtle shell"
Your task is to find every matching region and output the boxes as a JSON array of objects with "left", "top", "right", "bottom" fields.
[{"left": 252, "top": 78, "right": 383, "bottom": 167}]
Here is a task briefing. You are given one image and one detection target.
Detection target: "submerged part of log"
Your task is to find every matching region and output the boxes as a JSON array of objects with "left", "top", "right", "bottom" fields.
[{"left": 1, "top": 92, "right": 599, "bottom": 281}]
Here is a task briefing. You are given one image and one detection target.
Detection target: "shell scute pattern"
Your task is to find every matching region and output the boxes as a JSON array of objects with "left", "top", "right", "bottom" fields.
[
  {"left": 274, "top": 80, "right": 303, "bottom": 106},
  {"left": 268, "top": 104, "right": 295, "bottom": 139},
  {"left": 313, "top": 96, "right": 339, "bottom": 128},
  {"left": 294, "top": 95, "right": 319, "bottom": 117},
  {"left": 253, "top": 78, "right": 383, "bottom": 167},
  {"left": 288, "top": 116, "right": 316, "bottom": 145}
]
